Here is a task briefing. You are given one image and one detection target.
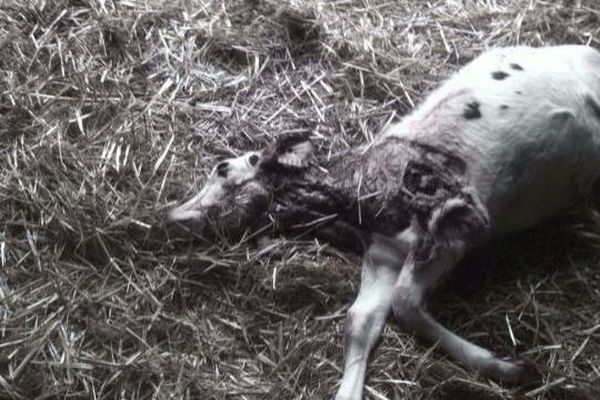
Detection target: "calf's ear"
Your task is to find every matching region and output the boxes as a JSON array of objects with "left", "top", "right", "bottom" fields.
[{"left": 263, "top": 131, "right": 313, "bottom": 169}]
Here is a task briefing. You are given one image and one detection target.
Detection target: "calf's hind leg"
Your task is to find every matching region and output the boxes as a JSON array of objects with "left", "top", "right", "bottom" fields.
[
  {"left": 335, "top": 241, "right": 406, "bottom": 400},
  {"left": 392, "top": 247, "right": 535, "bottom": 383}
]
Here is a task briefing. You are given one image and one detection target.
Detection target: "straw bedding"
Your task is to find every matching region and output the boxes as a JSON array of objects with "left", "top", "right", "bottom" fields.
[{"left": 1, "top": 0, "right": 599, "bottom": 399}]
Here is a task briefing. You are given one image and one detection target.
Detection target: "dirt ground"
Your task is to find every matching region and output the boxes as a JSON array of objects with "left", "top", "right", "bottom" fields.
[{"left": 1, "top": 0, "right": 599, "bottom": 399}]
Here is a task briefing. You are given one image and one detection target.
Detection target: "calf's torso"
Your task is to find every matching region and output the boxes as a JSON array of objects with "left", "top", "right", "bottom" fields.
[{"left": 383, "top": 45, "right": 600, "bottom": 236}]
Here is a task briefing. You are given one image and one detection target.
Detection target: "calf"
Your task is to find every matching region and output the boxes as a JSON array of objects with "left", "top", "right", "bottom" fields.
[{"left": 167, "top": 45, "right": 600, "bottom": 400}]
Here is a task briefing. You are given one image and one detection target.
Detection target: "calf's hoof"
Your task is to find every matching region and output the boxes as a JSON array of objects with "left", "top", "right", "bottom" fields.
[{"left": 482, "top": 356, "right": 541, "bottom": 385}]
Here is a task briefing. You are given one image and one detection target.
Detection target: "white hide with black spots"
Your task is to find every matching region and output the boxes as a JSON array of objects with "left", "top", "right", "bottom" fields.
[
  {"left": 386, "top": 45, "right": 600, "bottom": 234},
  {"left": 167, "top": 45, "right": 600, "bottom": 400}
]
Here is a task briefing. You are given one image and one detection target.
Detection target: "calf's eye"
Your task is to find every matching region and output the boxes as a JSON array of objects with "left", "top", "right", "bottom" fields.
[
  {"left": 249, "top": 154, "right": 259, "bottom": 166},
  {"left": 216, "top": 162, "right": 229, "bottom": 178}
]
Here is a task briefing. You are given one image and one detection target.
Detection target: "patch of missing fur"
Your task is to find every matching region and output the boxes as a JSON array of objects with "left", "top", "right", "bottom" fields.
[
  {"left": 463, "top": 101, "right": 481, "bottom": 120},
  {"left": 510, "top": 63, "right": 523, "bottom": 71},
  {"left": 585, "top": 95, "right": 600, "bottom": 121},
  {"left": 492, "top": 71, "right": 509, "bottom": 80}
]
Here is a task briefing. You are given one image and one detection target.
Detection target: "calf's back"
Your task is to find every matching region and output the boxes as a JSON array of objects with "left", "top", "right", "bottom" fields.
[{"left": 385, "top": 45, "right": 600, "bottom": 235}]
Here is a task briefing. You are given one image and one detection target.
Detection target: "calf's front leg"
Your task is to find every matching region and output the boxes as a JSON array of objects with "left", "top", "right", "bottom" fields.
[{"left": 335, "top": 240, "right": 406, "bottom": 400}]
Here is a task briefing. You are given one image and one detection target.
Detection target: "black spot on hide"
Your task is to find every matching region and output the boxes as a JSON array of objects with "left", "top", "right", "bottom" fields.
[
  {"left": 510, "top": 63, "right": 523, "bottom": 71},
  {"left": 516, "top": 91, "right": 522, "bottom": 95},
  {"left": 585, "top": 95, "right": 600, "bottom": 121},
  {"left": 500, "top": 104, "right": 508, "bottom": 110},
  {"left": 463, "top": 101, "right": 481, "bottom": 120},
  {"left": 492, "top": 71, "right": 509, "bottom": 80}
]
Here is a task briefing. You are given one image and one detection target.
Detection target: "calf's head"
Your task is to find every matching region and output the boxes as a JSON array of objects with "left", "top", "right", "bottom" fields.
[{"left": 167, "top": 132, "right": 314, "bottom": 238}]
